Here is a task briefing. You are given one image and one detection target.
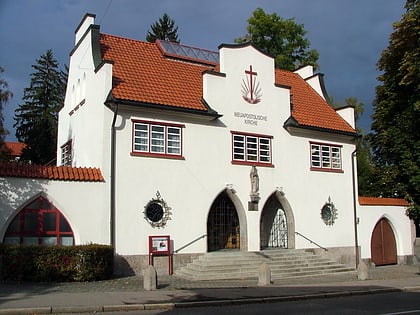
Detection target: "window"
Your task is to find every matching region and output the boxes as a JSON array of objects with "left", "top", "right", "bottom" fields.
[
  {"left": 132, "top": 120, "right": 183, "bottom": 158},
  {"left": 3, "top": 196, "right": 74, "bottom": 246},
  {"left": 61, "top": 141, "right": 72, "bottom": 166},
  {"left": 232, "top": 131, "right": 272, "bottom": 166},
  {"left": 310, "top": 142, "right": 342, "bottom": 171}
]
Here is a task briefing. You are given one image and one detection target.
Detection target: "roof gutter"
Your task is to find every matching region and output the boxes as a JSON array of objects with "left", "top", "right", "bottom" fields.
[
  {"left": 113, "top": 98, "right": 222, "bottom": 121},
  {"left": 283, "top": 117, "right": 357, "bottom": 138}
]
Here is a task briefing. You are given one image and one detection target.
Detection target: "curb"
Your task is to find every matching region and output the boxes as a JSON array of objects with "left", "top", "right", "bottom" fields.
[{"left": 1, "top": 287, "right": 418, "bottom": 315}]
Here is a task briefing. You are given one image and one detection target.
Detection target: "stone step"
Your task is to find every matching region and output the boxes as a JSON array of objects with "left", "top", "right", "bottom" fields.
[
  {"left": 178, "top": 262, "right": 351, "bottom": 275},
  {"left": 186, "top": 259, "right": 341, "bottom": 271},
  {"left": 176, "top": 266, "right": 355, "bottom": 281},
  {"left": 175, "top": 249, "right": 355, "bottom": 281}
]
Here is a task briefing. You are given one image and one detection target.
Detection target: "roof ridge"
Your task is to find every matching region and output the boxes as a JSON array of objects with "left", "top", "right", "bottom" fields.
[{"left": 100, "top": 33, "right": 155, "bottom": 46}]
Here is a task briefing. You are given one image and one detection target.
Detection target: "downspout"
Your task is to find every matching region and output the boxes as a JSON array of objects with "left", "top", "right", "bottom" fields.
[
  {"left": 110, "top": 102, "right": 119, "bottom": 254},
  {"left": 352, "top": 148, "right": 359, "bottom": 268}
]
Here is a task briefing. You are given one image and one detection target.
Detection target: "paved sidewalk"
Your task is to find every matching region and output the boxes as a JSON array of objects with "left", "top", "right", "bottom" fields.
[{"left": 0, "top": 264, "right": 419, "bottom": 314}]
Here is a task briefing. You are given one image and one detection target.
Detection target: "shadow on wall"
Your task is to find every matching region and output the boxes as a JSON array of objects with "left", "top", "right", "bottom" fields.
[
  {"left": 0, "top": 177, "right": 46, "bottom": 238},
  {"left": 113, "top": 255, "right": 136, "bottom": 276}
]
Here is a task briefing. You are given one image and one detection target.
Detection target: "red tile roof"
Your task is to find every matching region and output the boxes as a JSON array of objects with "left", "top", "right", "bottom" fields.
[
  {"left": 100, "top": 34, "right": 213, "bottom": 111},
  {"left": 0, "top": 163, "right": 104, "bottom": 182},
  {"left": 0, "top": 142, "right": 26, "bottom": 157},
  {"left": 99, "top": 34, "right": 355, "bottom": 134},
  {"left": 359, "top": 196, "right": 409, "bottom": 207},
  {"left": 275, "top": 70, "right": 355, "bottom": 134}
]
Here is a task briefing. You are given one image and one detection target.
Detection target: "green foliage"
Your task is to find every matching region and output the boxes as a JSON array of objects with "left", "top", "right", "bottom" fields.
[
  {"left": 14, "top": 50, "right": 66, "bottom": 165},
  {"left": 370, "top": 0, "right": 420, "bottom": 219},
  {"left": 235, "top": 8, "right": 319, "bottom": 71},
  {"left": 0, "top": 66, "right": 13, "bottom": 159},
  {"left": 0, "top": 244, "right": 113, "bottom": 282},
  {"left": 146, "top": 13, "right": 180, "bottom": 43}
]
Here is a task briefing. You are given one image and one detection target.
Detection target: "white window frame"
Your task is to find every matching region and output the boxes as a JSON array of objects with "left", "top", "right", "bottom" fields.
[
  {"left": 61, "top": 141, "right": 72, "bottom": 166},
  {"left": 310, "top": 142, "right": 342, "bottom": 171},
  {"left": 232, "top": 131, "right": 272, "bottom": 166},
  {"left": 132, "top": 120, "right": 183, "bottom": 158}
]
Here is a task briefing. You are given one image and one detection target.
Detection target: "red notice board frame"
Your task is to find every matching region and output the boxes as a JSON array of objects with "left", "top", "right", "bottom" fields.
[{"left": 148, "top": 235, "right": 172, "bottom": 275}]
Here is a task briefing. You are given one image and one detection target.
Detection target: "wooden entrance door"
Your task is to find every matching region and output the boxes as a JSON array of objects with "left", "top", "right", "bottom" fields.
[{"left": 370, "top": 218, "right": 397, "bottom": 266}]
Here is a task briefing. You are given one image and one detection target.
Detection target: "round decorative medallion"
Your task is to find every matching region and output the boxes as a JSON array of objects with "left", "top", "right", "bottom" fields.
[
  {"left": 321, "top": 197, "right": 338, "bottom": 226},
  {"left": 144, "top": 191, "right": 171, "bottom": 228}
]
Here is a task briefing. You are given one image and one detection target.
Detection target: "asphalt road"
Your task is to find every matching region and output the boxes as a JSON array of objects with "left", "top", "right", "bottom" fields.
[{"left": 78, "top": 291, "right": 420, "bottom": 315}]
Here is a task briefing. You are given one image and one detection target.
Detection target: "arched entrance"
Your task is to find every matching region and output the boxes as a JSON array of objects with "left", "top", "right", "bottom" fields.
[
  {"left": 370, "top": 218, "right": 397, "bottom": 266},
  {"left": 207, "top": 190, "right": 243, "bottom": 252},
  {"left": 3, "top": 195, "right": 74, "bottom": 246},
  {"left": 260, "top": 191, "right": 295, "bottom": 249}
]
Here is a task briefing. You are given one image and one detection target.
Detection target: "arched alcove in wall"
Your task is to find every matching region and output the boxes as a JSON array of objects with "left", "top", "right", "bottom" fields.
[
  {"left": 260, "top": 190, "right": 295, "bottom": 250},
  {"left": 206, "top": 188, "right": 247, "bottom": 252},
  {"left": 3, "top": 194, "right": 75, "bottom": 246}
]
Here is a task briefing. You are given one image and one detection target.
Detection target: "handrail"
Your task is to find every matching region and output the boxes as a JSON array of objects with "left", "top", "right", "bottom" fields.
[
  {"left": 174, "top": 234, "right": 207, "bottom": 253},
  {"left": 295, "top": 231, "right": 328, "bottom": 251}
]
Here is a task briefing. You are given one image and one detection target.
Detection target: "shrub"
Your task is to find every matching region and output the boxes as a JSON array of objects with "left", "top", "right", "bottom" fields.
[{"left": 0, "top": 244, "right": 113, "bottom": 282}]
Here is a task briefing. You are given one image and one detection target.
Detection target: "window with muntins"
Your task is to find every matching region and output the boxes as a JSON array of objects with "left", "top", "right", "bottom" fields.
[
  {"left": 132, "top": 120, "right": 183, "bottom": 158},
  {"left": 61, "top": 141, "right": 72, "bottom": 166},
  {"left": 3, "top": 196, "right": 74, "bottom": 246},
  {"left": 232, "top": 131, "right": 272, "bottom": 166},
  {"left": 310, "top": 142, "right": 342, "bottom": 171}
]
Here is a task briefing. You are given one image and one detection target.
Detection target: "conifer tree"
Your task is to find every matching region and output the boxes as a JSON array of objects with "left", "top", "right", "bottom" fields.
[
  {"left": 146, "top": 13, "right": 180, "bottom": 43},
  {"left": 14, "top": 50, "right": 66, "bottom": 164}
]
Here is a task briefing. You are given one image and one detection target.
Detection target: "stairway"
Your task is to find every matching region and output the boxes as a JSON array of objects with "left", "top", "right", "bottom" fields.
[{"left": 175, "top": 249, "right": 355, "bottom": 281}]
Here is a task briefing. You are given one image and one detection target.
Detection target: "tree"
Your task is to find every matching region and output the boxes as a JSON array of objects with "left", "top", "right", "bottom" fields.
[
  {"left": 370, "top": 0, "right": 420, "bottom": 220},
  {"left": 235, "top": 8, "right": 319, "bottom": 71},
  {"left": 14, "top": 50, "right": 66, "bottom": 165},
  {"left": 146, "top": 13, "right": 180, "bottom": 43},
  {"left": 0, "top": 66, "right": 13, "bottom": 160}
]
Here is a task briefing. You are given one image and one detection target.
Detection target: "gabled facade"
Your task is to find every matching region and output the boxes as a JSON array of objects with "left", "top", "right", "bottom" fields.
[{"left": 0, "top": 14, "right": 414, "bottom": 275}]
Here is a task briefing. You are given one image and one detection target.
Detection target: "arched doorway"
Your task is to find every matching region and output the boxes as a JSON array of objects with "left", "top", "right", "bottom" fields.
[
  {"left": 207, "top": 191, "right": 241, "bottom": 251},
  {"left": 3, "top": 196, "right": 74, "bottom": 246},
  {"left": 260, "top": 191, "right": 295, "bottom": 249},
  {"left": 370, "top": 218, "right": 397, "bottom": 266}
]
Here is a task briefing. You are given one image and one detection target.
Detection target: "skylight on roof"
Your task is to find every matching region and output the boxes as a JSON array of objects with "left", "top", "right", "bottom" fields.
[{"left": 157, "top": 40, "right": 219, "bottom": 65}]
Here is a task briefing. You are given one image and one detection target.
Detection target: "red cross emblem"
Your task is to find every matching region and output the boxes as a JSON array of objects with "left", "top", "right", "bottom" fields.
[{"left": 242, "top": 65, "right": 262, "bottom": 104}]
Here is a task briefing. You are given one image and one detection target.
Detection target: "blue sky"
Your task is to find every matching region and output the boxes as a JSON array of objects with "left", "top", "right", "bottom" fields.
[{"left": 0, "top": 0, "right": 405, "bottom": 141}]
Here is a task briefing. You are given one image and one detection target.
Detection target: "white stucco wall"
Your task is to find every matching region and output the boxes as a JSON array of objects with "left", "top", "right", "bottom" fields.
[
  {"left": 57, "top": 19, "right": 113, "bottom": 175},
  {"left": 357, "top": 204, "right": 412, "bottom": 259},
  {"left": 110, "top": 44, "right": 357, "bottom": 255},
  {"left": 0, "top": 177, "right": 109, "bottom": 245}
]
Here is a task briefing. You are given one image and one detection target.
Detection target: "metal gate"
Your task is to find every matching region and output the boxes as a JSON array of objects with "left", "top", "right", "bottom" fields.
[
  {"left": 371, "top": 218, "right": 397, "bottom": 266},
  {"left": 207, "top": 194, "right": 240, "bottom": 251},
  {"left": 260, "top": 197, "right": 288, "bottom": 249}
]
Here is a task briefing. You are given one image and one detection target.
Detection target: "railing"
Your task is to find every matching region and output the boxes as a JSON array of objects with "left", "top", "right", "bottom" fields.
[
  {"left": 174, "top": 234, "right": 207, "bottom": 253},
  {"left": 295, "top": 231, "right": 328, "bottom": 251}
]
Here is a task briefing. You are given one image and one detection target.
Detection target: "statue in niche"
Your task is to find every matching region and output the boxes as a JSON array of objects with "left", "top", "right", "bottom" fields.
[{"left": 250, "top": 165, "right": 260, "bottom": 203}]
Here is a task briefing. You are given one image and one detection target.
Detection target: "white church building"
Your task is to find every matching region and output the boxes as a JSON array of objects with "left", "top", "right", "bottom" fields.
[{"left": 0, "top": 14, "right": 416, "bottom": 275}]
